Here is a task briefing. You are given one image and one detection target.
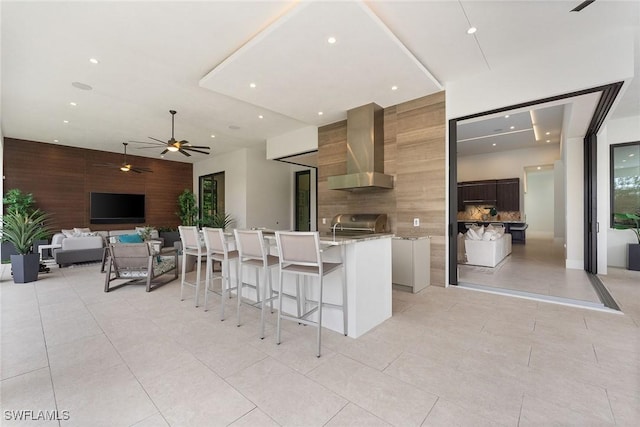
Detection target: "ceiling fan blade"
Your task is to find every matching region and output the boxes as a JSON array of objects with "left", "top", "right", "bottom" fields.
[
  {"left": 178, "top": 149, "right": 192, "bottom": 157},
  {"left": 133, "top": 167, "right": 153, "bottom": 172},
  {"left": 183, "top": 148, "right": 210, "bottom": 155},
  {"left": 183, "top": 145, "right": 210, "bottom": 149},
  {"left": 130, "top": 140, "right": 165, "bottom": 146},
  {"left": 149, "top": 136, "right": 168, "bottom": 144},
  {"left": 94, "top": 162, "right": 120, "bottom": 167},
  {"left": 135, "top": 146, "right": 165, "bottom": 150},
  {"left": 160, "top": 149, "right": 169, "bottom": 155},
  {"left": 571, "top": 0, "right": 595, "bottom": 12}
]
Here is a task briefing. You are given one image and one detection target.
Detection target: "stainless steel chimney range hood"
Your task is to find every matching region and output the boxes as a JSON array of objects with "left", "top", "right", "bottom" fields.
[{"left": 327, "top": 103, "right": 394, "bottom": 191}]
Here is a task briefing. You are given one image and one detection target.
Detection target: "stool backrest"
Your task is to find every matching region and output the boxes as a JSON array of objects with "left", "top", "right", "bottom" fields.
[
  {"left": 202, "top": 227, "right": 226, "bottom": 254},
  {"left": 275, "top": 231, "right": 321, "bottom": 267},
  {"left": 234, "top": 229, "right": 266, "bottom": 260},
  {"left": 178, "top": 226, "right": 199, "bottom": 248}
]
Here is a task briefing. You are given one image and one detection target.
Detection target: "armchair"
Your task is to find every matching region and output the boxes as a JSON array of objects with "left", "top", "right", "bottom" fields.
[{"left": 104, "top": 242, "right": 178, "bottom": 292}]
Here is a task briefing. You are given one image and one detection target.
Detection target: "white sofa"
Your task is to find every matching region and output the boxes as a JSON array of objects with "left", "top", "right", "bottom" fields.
[
  {"left": 50, "top": 227, "right": 159, "bottom": 267},
  {"left": 463, "top": 225, "right": 512, "bottom": 267}
]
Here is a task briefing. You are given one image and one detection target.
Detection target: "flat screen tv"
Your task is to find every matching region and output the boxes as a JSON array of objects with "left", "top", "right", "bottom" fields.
[{"left": 90, "top": 192, "right": 145, "bottom": 224}]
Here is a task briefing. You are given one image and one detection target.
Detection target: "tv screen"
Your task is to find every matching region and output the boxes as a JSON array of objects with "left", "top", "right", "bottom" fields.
[{"left": 90, "top": 192, "right": 145, "bottom": 224}]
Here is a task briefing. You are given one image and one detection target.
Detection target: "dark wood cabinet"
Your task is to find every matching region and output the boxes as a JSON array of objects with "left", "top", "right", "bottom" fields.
[
  {"left": 496, "top": 178, "right": 520, "bottom": 211},
  {"left": 458, "top": 180, "right": 497, "bottom": 205}
]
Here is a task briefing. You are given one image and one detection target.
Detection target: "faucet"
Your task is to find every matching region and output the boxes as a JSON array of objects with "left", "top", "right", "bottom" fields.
[{"left": 332, "top": 222, "right": 342, "bottom": 240}]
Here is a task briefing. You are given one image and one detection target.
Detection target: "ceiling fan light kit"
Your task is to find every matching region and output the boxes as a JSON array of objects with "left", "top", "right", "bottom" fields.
[
  {"left": 95, "top": 142, "right": 153, "bottom": 174},
  {"left": 131, "top": 110, "right": 211, "bottom": 157}
]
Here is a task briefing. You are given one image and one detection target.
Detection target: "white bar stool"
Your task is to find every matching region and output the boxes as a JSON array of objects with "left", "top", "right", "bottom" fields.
[
  {"left": 202, "top": 227, "right": 239, "bottom": 320},
  {"left": 178, "top": 225, "right": 205, "bottom": 307},
  {"left": 234, "top": 229, "right": 279, "bottom": 339},
  {"left": 274, "top": 231, "right": 346, "bottom": 357}
]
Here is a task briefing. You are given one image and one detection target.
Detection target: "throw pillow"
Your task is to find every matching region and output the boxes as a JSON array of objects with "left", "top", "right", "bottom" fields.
[
  {"left": 118, "top": 234, "right": 143, "bottom": 243},
  {"left": 61, "top": 229, "right": 75, "bottom": 238},
  {"left": 74, "top": 227, "right": 91, "bottom": 234}
]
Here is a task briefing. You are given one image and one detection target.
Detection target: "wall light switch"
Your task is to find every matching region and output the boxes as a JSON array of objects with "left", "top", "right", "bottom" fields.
[
  {"left": 322, "top": 218, "right": 327, "bottom": 224},
  {"left": 413, "top": 218, "right": 420, "bottom": 227}
]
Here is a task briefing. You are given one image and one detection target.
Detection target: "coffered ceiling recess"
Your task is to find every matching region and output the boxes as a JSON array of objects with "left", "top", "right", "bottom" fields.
[{"left": 199, "top": 1, "right": 442, "bottom": 126}]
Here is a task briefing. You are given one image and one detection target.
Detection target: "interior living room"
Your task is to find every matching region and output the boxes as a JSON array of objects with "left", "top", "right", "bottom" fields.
[{"left": 2, "top": 2, "right": 639, "bottom": 426}]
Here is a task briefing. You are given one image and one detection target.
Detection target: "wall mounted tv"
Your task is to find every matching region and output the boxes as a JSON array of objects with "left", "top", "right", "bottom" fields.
[{"left": 90, "top": 192, "right": 145, "bottom": 224}]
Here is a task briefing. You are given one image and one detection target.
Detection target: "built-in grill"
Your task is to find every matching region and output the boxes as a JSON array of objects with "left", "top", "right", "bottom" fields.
[{"left": 330, "top": 214, "right": 388, "bottom": 236}]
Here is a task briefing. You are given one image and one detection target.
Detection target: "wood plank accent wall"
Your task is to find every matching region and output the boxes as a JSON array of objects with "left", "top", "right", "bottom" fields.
[
  {"left": 318, "top": 92, "right": 447, "bottom": 286},
  {"left": 3, "top": 138, "right": 193, "bottom": 232}
]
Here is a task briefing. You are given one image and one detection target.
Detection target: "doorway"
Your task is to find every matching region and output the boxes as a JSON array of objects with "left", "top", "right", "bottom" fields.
[
  {"left": 448, "top": 83, "right": 623, "bottom": 308},
  {"left": 295, "top": 170, "right": 311, "bottom": 231},
  {"left": 199, "top": 171, "right": 225, "bottom": 221}
]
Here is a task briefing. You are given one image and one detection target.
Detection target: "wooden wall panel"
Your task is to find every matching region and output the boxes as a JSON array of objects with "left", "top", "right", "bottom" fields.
[
  {"left": 3, "top": 138, "right": 192, "bottom": 232},
  {"left": 318, "top": 92, "right": 446, "bottom": 286}
]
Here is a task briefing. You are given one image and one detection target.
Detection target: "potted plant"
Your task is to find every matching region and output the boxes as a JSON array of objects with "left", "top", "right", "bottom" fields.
[
  {"left": 2, "top": 189, "right": 37, "bottom": 262},
  {"left": 201, "top": 212, "right": 234, "bottom": 230},
  {"left": 1, "top": 209, "right": 52, "bottom": 283},
  {"left": 176, "top": 189, "right": 197, "bottom": 226},
  {"left": 614, "top": 212, "right": 640, "bottom": 271}
]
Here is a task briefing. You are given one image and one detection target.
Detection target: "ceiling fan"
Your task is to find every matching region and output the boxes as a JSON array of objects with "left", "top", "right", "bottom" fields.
[
  {"left": 131, "top": 110, "right": 210, "bottom": 157},
  {"left": 95, "top": 142, "right": 153, "bottom": 173}
]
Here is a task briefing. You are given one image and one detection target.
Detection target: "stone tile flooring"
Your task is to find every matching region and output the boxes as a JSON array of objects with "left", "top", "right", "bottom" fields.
[{"left": 1, "top": 261, "right": 638, "bottom": 426}]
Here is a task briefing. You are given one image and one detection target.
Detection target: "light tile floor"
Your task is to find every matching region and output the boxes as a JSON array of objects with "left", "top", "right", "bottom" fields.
[
  {"left": 459, "top": 238, "right": 601, "bottom": 303},
  {"left": 1, "top": 262, "right": 638, "bottom": 426}
]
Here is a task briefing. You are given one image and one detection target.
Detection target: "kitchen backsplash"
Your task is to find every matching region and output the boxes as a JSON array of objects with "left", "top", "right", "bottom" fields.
[{"left": 457, "top": 205, "right": 521, "bottom": 221}]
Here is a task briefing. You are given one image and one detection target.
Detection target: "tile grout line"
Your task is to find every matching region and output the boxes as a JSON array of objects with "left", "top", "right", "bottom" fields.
[
  {"left": 32, "top": 283, "right": 62, "bottom": 427},
  {"left": 604, "top": 388, "right": 617, "bottom": 425}
]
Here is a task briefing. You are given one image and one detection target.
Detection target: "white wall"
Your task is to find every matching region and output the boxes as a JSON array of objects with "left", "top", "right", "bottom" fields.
[
  {"left": 565, "top": 137, "right": 584, "bottom": 269},
  {"left": 246, "top": 147, "right": 292, "bottom": 230},
  {"left": 266, "top": 126, "right": 318, "bottom": 160},
  {"left": 524, "top": 169, "right": 555, "bottom": 239},
  {"left": 603, "top": 115, "right": 640, "bottom": 268},
  {"left": 553, "top": 159, "right": 565, "bottom": 242}
]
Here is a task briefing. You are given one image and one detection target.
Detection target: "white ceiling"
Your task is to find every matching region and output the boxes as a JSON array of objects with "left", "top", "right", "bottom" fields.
[{"left": 2, "top": 1, "right": 639, "bottom": 164}]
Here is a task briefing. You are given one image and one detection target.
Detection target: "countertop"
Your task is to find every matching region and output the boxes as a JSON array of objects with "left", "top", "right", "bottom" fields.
[
  {"left": 457, "top": 220, "right": 525, "bottom": 223},
  {"left": 318, "top": 233, "right": 394, "bottom": 246}
]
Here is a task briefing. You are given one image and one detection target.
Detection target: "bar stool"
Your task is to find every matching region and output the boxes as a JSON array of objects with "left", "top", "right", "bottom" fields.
[
  {"left": 178, "top": 226, "right": 205, "bottom": 307},
  {"left": 274, "top": 231, "right": 346, "bottom": 357},
  {"left": 202, "top": 227, "right": 239, "bottom": 320},
  {"left": 234, "top": 229, "right": 279, "bottom": 339}
]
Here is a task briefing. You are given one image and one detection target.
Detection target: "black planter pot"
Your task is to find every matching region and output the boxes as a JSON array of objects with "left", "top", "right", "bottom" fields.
[
  {"left": 628, "top": 243, "right": 640, "bottom": 271},
  {"left": 160, "top": 231, "right": 180, "bottom": 248},
  {"left": 1, "top": 241, "right": 19, "bottom": 262},
  {"left": 10, "top": 253, "right": 40, "bottom": 283}
]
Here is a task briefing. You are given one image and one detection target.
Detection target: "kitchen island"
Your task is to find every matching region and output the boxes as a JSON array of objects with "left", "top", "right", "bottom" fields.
[{"left": 254, "top": 233, "right": 393, "bottom": 339}]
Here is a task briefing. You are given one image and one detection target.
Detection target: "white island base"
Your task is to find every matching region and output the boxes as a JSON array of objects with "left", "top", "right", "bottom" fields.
[{"left": 234, "top": 234, "right": 392, "bottom": 339}]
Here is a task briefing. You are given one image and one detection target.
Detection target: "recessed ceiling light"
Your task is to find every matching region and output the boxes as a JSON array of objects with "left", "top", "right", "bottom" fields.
[
  {"left": 391, "top": 85, "right": 398, "bottom": 91},
  {"left": 249, "top": 82, "right": 256, "bottom": 88},
  {"left": 318, "top": 111, "right": 323, "bottom": 116},
  {"left": 210, "top": 134, "right": 216, "bottom": 138},
  {"left": 545, "top": 131, "right": 550, "bottom": 135},
  {"left": 510, "top": 126, "right": 515, "bottom": 130},
  {"left": 327, "top": 36, "right": 337, "bottom": 44},
  {"left": 622, "top": 159, "right": 626, "bottom": 162},
  {"left": 492, "top": 143, "right": 497, "bottom": 146},
  {"left": 71, "top": 81, "right": 92, "bottom": 91},
  {"left": 537, "top": 166, "right": 541, "bottom": 170},
  {"left": 504, "top": 115, "right": 510, "bottom": 118},
  {"left": 467, "top": 27, "right": 477, "bottom": 35},
  {"left": 69, "top": 102, "right": 77, "bottom": 106},
  {"left": 53, "top": 139, "right": 59, "bottom": 143},
  {"left": 63, "top": 120, "right": 69, "bottom": 124},
  {"left": 89, "top": 58, "right": 99, "bottom": 64},
  {"left": 546, "top": 139, "right": 551, "bottom": 143},
  {"left": 258, "top": 115, "right": 263, "bottom": 119}
]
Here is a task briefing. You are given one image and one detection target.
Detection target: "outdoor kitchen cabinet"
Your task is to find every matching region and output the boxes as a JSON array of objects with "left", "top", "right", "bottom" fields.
[{"left": 392, "top": 237, "right": 430, "bottom": 293}]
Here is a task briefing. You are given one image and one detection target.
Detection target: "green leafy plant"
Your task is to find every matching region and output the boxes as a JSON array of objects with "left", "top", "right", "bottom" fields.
[
  {"left": 176, "top": 189, "right": 197, "bottom": 226},
  {"left": 137, "top": 226, "right": 155, "bottom": 241},
  {"left": 3, "top": 189, "right": 36, "bottom": 215},
  {"left": 614, "top": 212, "right": 640, "bottom": 244},
  {"left": 204, "top": 212, "right": 234, "bottom": 230},
  {"left": 0, "top": 210, "right": 52, "bottom": 254}
]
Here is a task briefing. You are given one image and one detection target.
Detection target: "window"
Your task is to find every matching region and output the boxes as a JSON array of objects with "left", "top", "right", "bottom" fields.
[{"left": 610, "top": 141, "right": 640, "bottom": 226}]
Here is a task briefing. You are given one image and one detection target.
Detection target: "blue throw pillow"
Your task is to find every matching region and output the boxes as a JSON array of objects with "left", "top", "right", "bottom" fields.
[{"left": 118, "top": 234, "right": 143, "bottom": 243}]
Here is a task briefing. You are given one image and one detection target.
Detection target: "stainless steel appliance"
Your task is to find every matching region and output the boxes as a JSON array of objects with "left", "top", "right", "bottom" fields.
[{"left": 330, "top": 213, "right": 388, "bottom": 236}]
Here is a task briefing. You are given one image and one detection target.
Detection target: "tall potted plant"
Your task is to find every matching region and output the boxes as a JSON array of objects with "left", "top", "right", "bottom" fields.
[
  {"left": 1, "top": 210, "right": 51, "bottom": 283},
  {"left": 2, "top": 188, "right": 37, "bottom": 262},
  {"left": 614, "top": 212, "right": 640, "bottom": 271},
  {"left": 176, "top": 189, "right": 198, "bottom": 226}
]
